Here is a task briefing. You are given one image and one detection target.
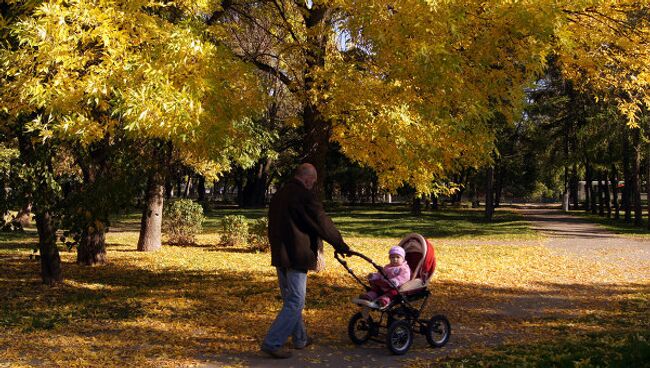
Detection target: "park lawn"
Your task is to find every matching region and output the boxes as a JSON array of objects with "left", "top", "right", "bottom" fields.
[
  {"left": 112, "top": 205, "right": 543, "bottom": 242},
  {"left": 0, "top": 207, "right": 647, "bottom": 367}
]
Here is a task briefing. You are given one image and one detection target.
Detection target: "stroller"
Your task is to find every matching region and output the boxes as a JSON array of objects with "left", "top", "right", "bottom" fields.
[{"left": 335, "top": 233, "right": 450, "bottom": 355}]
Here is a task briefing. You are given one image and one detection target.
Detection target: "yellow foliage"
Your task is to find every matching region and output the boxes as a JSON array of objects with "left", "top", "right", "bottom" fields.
[
  {"left": 555, "top": 0, "right": 650, "bottom": 125},
  {"left": 0, "top": 0, "right": 266, "bottom": 175}
]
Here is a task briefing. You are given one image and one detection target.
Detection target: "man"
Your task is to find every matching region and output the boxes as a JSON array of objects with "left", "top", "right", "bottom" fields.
[{"left": 261, "top": 163, "right": 351, "bottom": 359}]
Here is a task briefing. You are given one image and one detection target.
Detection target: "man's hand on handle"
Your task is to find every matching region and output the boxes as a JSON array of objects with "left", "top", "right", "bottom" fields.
[{"left": 336, "top": 242, "right": 352, "bottom": 258}]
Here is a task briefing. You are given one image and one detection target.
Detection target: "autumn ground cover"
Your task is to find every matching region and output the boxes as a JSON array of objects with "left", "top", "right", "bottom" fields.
[{"left": 0, "top": 207, "right": 648, "bottom": 367}]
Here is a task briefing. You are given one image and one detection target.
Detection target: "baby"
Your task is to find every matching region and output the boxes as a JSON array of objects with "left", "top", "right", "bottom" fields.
[{"left": 360, "top": 246, "right": 411, "bottom": 308}]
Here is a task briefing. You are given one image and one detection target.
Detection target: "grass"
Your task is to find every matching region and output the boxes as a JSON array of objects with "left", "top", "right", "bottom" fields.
[{"left": 0, "top": 206, "right": 647, "bottom": 367}]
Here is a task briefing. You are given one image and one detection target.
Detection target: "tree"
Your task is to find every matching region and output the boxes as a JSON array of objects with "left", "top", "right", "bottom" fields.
[
  {"left": 211, "top": 0, "right": 565, "bottom": 198},
  {"left": 1, "top": 0, "right": 265, "bottom": 262}
]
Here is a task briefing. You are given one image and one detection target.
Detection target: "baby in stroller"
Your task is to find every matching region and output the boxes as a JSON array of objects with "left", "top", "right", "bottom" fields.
[
  {"left": 359, "top": 246, "right": 411, "bottom": 308},
  {"left": 337, "top": 233, "right": 450, "bottom": 355}
]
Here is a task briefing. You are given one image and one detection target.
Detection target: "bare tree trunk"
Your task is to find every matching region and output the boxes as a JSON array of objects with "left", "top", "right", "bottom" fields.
[
  {"left": 611, "top": 164, "right": 620, "bottom": 220},
  {"left": 563, "top": 162, "right": 569, "bottom": 210},
  {"left": 623, "top": 126, "right": 632, "bottom": 223},
  {"left": 137, "top": 170, "right": 164, "bottom": 252},
  {"left": 645, "top": 144, "right": 650, "bottom": 230},
  {"left": 494, "top": 166, "right": 503, "bottom": 208},
  {"left": 431, "top": 195, "right": 439, "bottom": 211},
  {"left": 411, "top": 195, "right": 422, "bottom": 216},
  {"left": 370, "top": 176, "right": 378, "bottom": 204},
  {"left": 35, "top": 211, "right": 62, "bottom": 285},
  {"left": 632, "top": 128, "right": 642, "bottom": 226},
  {"left": 77, "top": 224, "right": 107, "bottom": 265},
  {"left": 241, "top": 159, "right": 272, "bottom": 208},
  {"left": 183, "top": 175, "right": 192, "bottom": 198},
  {"left": 597, "top": 174, "right": 604, "bottom": 216},
  {"left": 301, "top": 4, "right": 331, "bottom": 200},
  {"left": 485, "top": 166, "right": 494, "bottom": 221},
  {"left": 164, "top": 176, "right": 173, "bottom": 200},
  {"left": 197, "top": 175, "right": 206, "bottom": 203},
  {"left": 585, "top": 159, "right": 592, "bottom": 212},
  {"left": 571, "top": 164, "right": 579, "bottom": 209},
  {"left": 604, "top": 170, "right": 611, "bottom": 218},
  {"left": 176, "top": 175, "right": 183, "bottom": 198}
]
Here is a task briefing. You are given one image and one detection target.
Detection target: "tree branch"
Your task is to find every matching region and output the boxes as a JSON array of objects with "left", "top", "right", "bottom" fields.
[{"left": 272, "top": 0, "right": 303, "bottom": 46}]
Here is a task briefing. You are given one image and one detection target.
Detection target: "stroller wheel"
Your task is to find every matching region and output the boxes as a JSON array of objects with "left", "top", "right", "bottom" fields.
[
  {"left": 426, "top": 315, "right": 451, "bottom": 348},
  {"left": 386, "top": 320, "right": 413, "bottom": 355},
  {"left": 348, "top": 312, "right": 374, "bottom": 345}
]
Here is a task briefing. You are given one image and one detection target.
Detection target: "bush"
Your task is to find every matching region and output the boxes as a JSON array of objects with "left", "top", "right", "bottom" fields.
[
  {"left": 163, "top": 199, "right": 204, "bottom": 245},
  {"left": 247, "top": 217, "right": 270, "bottom": 252},
  {"left": 219, "top": 215, "right": 248, "bottom": 247}
]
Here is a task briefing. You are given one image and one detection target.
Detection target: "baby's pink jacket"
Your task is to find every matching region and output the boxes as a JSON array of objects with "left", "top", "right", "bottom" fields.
[{"left": 370, "top": 262, "right": 411, "bottom": 287}]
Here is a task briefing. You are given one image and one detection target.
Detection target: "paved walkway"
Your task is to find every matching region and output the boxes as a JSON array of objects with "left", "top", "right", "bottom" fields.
[{"left": 199, "top": 208, "right": 650, "bottom": 367}]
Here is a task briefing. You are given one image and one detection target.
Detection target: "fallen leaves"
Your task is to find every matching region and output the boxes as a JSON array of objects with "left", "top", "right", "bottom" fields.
[{"left": 0, "top": 219, "right": 648, "bottom": 367}]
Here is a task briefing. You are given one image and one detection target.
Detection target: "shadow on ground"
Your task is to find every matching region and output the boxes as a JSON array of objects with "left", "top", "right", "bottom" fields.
[{"left": 1, "top": 248, "right": 647, "bottom": 367}]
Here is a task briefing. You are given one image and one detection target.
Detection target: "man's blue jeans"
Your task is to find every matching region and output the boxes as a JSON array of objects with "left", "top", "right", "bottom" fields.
[{"left": 261, "top": 267, "right": 308, "bottom": 351}]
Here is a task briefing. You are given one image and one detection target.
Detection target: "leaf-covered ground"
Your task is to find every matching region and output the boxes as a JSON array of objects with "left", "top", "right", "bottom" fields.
[{"left": 0, "top": 207, "right": 648, "bottom": 367}]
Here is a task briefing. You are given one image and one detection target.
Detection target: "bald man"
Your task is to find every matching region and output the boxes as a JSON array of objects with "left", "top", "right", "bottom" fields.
[{"left": 261, "top": 163, "right": 351, "bottom": 359}]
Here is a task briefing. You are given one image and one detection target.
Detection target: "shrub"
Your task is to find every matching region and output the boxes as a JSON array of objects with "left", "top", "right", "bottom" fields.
[
  {"left": 247, "top": 217, "right": 270, "bottom": 252},
  {"left": 163, "top": 199, "right": 204, "bottom": 245},
  {"left": 219, "top": 215, "right": 248, "bottom": 247}
]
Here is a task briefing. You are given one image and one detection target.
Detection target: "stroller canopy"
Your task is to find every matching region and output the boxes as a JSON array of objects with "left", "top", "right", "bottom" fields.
[{"left": 397, "top": 233, "right": 436, "bottom": 285}]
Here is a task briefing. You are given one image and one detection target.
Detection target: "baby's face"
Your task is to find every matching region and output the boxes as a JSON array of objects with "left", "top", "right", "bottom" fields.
[{"left": 389, "top": 254, "right": 403, "bottom": 266}]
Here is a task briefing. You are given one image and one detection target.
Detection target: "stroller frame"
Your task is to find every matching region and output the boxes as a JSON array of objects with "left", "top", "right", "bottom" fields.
[{"left": 335, "top": 242, "right": 450, "bottom": 355}]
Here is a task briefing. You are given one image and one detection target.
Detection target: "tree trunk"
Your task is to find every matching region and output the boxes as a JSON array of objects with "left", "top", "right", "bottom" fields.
[
  {"left": 165, "top": 176, "right": 173, "bottom": 200},
  {"left": 411, "top": 195, "right": 421, "bottom": 216},
  {"left": 137, "top": 170, "right": 164, "bottom": 252},
  {"left": 0, "top": 177, "right": 7, "bottom": 230},
  {"left": 183, "top": 175, "right": 192, "bottom": 198},
  {"left": 591, "top": 179, "right": 598, "bottom": 215},
  {"left": 197, "top": 175, "right": 206, "bottom": 203},
  {"left": 431, "top": 195, "right": 439, "bottom": 211},
  {"left": 302, "top": 102, "right": 331, "bottom": 200},
  {"left": 562, "top": 164, "right": 569, "bottom": 212},
  {"left": 623, "top": 126, "right": 632, "bottom": 222},
  {"left": 597, "top": 174, "right": 604, "bottom": 216},
  {"left": 77, "top": 223, "right": 107, "bottom": 265},
  {"left": 471, "top": 178, "right": 479, "bottom": 208},
  {"left": 632, "top": 128, "right": 642, "bottom": 226},
  {"left": 176, "top": 175, "right": 183, "bottom": 198},
  {"left": 604, "top": 170, "right": 611, "bottom": 218},
  {"left": 485, "top": 166, "right": 494, "bottom": 221},
  {"left": 584, "top": 160, "right": 591, "bottom": 211},
  {"left": 571, "top": 164, "right": 579, "bottom": 209},
  {"left": 494, "top": 167, "right": 503, "bottom": 208},
  {"left": 35, "top": 211, "right": 62, "bottom": 285},
  {"left": 241, "top": 159, "right": 272, "bottom": 208},
  {"left": 611, "top": 165, "right": 620, "bottom": 220},
  {"left": 647, "top": 147, "right": 650, "bottom": 229},
  {"left": 301, "top": 4, "right": 330, "bottom": 199}
]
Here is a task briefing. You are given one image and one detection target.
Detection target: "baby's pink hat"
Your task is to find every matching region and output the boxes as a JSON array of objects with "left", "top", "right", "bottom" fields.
[{"left": 389, "top": 246, "right": 405, "bottom": 258}]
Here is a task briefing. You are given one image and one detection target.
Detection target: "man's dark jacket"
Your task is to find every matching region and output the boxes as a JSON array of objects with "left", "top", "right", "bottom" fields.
[{"left": 268, "top": 178, "right": 347, "bottom": 270}]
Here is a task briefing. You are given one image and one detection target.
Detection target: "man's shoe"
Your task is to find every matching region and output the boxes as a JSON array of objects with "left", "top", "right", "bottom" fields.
[
  {"left": 261, "top": 346, "right": 292, "bottom": 359},
  {"left": 294, "top": 336, "right": 314, "bottom": 350}
]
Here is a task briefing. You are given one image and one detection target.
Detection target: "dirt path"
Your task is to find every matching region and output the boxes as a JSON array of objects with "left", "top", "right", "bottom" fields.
[
  {"left": 197, "top": 208, "right": 650, "bottom": 368},
  {"left": 518, "top": 208, "right": 650, "bottom": 282}
]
